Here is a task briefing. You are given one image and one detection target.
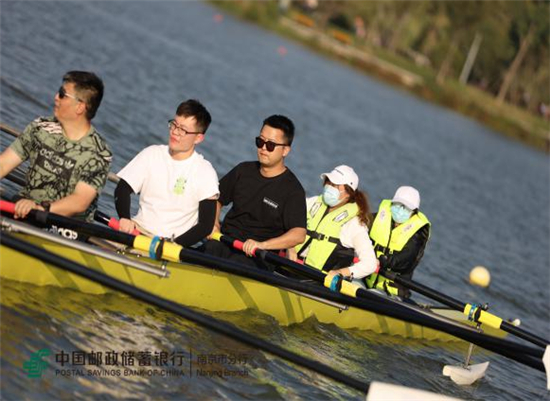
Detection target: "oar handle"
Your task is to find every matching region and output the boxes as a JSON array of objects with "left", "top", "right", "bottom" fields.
[
  {"left": 213, "top": 231, "right": 550, "bottom": 349},
  {"left": 0, "top": 200, "right": 141, "bottom": 238},
  {"left": 3, "top": 204, "right": 546, "bottom": 368},
  {"left": 1, "top": 200, "right": 140, "bottom": 247},
  {"left": 212, "top": 233, "right": 363, "bottom": 298},
  {"left": 0, "top": 200, "right": 15, "bottom": 214},
  {"left": 0, "top": 231, "right": 373, "bottom": 394},
  {"left": 106, "top": 217, "right": 141, "bottom": 236},
  {"left": 94, "top": 210, "right": 140, "bottom": 236}
]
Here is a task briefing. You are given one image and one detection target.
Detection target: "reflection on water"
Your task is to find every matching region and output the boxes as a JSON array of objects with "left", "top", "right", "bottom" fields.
[{"left": 1, "top": 280, "right": 366, "bottom": 400}]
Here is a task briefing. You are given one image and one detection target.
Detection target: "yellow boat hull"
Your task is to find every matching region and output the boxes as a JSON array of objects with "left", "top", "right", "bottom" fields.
[{"left": 0, "top": 232, "right": 504, "bottom": 342}]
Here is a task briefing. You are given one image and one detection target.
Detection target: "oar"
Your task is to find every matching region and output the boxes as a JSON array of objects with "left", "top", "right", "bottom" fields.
[
  {"left": 211, "top": 232, "right": 366, "bottom": 297},
  {"left": 0, "top": 122, "right": 21, "bottom": 137},
  {"left": 1, "top": 232, "right": 410, "bottom": 399},
  {"left": 94, "top": 210, "right": 140, "bottom": 236},
  {"left": 212, "top": 233, "right": 550, "bottom": 350},
  {"left": 0, "top": 201, "right": 546, "bottom": 373},
  {"left": 381, "top": 270, "right": 550, "bottom": 349},
  {"left": 1, "top": 217, "right": 168, "bottom": 277}
]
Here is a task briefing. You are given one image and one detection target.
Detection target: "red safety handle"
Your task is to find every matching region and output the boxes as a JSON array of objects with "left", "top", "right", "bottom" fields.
[
  {"left": 107, "top": 217, "right": 141, "bottom": 236},
  {"left": 0, "top": 200, "right": 16, "bottom": 214}
]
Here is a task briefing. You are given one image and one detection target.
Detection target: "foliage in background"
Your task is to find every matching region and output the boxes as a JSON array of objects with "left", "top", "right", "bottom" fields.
[{"left": 211, "top": 0, "right": 549, "bottom": 152}]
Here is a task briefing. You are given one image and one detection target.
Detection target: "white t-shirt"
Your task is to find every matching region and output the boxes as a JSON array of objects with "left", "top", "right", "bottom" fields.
[
  {"left": 117, "top": 145, "right": 219, "bottom": 238},
  {"left": 301, "top": 196, "right": 378, "bottom": 279}
]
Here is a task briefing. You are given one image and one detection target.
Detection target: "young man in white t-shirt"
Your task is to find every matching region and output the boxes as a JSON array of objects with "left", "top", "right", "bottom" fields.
[{"left": 114, "top": 99, "right": 219, "bottom": 247}]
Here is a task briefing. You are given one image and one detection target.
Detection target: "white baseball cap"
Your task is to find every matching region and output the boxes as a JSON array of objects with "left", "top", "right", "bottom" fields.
[
  {"left": 392, "top": 186, "right": 420, "bottom": 210},
  {"left": 320, "top": 165, "right": 359, "bottom": 191}
]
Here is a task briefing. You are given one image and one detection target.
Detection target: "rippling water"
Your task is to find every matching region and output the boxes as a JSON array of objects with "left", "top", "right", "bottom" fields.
[{"left": 1, "top": 2, "right": 549, "bottom": 400}]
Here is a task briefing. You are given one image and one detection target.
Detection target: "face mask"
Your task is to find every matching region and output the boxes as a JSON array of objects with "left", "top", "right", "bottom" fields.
[
  {"left": 391, "top": 204, "right": 412, "bottom": 224},
  {"left": 322, "top": 185, "right": 342, "bottom": 207}
]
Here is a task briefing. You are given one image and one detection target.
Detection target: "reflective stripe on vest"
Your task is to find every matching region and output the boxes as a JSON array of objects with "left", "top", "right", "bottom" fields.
[
  {"left": 298, "top": 196, "right": 358, "bottom": 270},
  {"left": 366, "top": 199, "right": 431, "bottom": 295}
]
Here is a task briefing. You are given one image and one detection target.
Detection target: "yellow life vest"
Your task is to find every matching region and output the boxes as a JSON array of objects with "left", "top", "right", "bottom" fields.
[
  {"left": 366, "top": 199, "right": 431, "bottom": 296},
  {"left": 296, "top": 196, "right": 358, "bottom": 270}
]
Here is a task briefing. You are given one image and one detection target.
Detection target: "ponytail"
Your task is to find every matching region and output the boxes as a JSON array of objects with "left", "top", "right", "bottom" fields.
[{"left": 345, "top": 186, "right": 372, "bottom": 228}]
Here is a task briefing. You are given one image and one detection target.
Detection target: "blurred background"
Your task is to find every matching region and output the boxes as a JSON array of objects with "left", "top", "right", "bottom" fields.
[{"left": 215, "top": 0, "right": 550, "bottom": 151}]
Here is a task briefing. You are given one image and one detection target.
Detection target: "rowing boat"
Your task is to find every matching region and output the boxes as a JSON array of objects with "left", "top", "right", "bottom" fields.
[
  {"left": 1, "top": 222, "right": 475, "bottom": 399},
  {"left": 2, "top": 124, "right": 548, "bottom": 392},
  {"left": 0, "top": 217, "right": 505, "bottom": 343}
]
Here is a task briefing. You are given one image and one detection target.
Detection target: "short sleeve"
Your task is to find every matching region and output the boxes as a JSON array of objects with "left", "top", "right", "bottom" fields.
[
  {"left": 117, "top": 147, "right": 153, "bottom": 193},
  {"left": 283, "top": 189, "right": 307, "bottom": 230},
  {"left": 218, "top": 163, "right": 241, "bottom": 205},
  {"left": 194, "top": 160, "right": 219, "bottom": 201},
  {"left": 9, "top": 121, "right": 36, "bottom": 161},
  {"left": 79, "top": 151, "right": 112, "bottom": 192}
]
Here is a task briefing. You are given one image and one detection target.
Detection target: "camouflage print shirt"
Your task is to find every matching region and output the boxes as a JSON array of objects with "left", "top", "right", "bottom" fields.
[{"left": 10, "top": 116, "right": 112, "bottom": 221}]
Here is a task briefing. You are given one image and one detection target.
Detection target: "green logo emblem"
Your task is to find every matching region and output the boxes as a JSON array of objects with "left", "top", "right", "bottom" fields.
[
  {"left": 23, "top": 349, "right": 50, "bottom": 378},
  {"left": 173, "top": 177, "right": 186, "bottom": 195}
]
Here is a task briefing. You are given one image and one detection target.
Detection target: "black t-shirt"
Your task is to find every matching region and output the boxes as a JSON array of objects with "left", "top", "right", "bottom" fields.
[{"left": 219, "top": 161, "right": 306, "bottom": 242}]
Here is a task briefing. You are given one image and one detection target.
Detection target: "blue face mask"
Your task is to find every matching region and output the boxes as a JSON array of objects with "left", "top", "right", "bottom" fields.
[
  {"left": 391, "top": 204, "right": 412, "bottom": 224},
  {"left": 322, "top": 185, "right": 342, "bottom": 207}
]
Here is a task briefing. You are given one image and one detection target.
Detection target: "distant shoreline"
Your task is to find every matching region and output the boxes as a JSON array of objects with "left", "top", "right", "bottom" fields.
[{"left": 211, "top": 2, "right": 550, "bottom": 154}]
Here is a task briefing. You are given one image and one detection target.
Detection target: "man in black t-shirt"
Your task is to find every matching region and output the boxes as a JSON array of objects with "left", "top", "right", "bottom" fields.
[{"left": 204, "top": 115, "right": 306, "bottom": 269}]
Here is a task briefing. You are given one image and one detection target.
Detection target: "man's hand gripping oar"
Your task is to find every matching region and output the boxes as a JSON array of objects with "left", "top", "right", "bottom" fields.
[{"left": 210, "top": 232, "right": 363, "bottom": 298}]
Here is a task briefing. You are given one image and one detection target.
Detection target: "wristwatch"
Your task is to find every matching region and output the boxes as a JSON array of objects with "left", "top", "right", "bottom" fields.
[{"left": 40, "top": 201, "right": 51, "bottom": 212}]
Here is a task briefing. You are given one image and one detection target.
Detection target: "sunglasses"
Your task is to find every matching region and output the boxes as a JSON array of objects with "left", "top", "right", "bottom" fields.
[
  {"left": 255, "top": 136, "right": 287, "bottom": 152},
  {"left": 58, "top": 86, "right": 83, "bottom": 102}
]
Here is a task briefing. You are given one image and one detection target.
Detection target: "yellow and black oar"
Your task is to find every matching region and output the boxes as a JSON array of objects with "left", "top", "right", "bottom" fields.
[
  {"left": 381, "top": 270, "right": 549, "bottom": 348},
  {"left": 210, "top": 232, "right": 364, "bottom": 297},
  {"left": 2, "top": 232, "right": 470, "bottom": 401},
  {"left": 212, "top": 233, "right": 548, "bottom": 347},
  {"left": 1, "top": 202, "right": 546, "bottom": 378},
  {"left": 212, "top": 233, "right": 550, "bottom": 388},
  {"left": 213, "top": 234, "right": 550, "bottom": 338}
]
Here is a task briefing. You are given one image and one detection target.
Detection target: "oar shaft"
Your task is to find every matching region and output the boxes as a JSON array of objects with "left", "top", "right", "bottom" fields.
[
  {"left": 0, "top": 232, "right": 370, "bottom": 393},
  {"left": 1, "top": 218, "right": 168, "bottom": 277},
  {"left": 388, "top": 273, "right": 464, "bottom": 310},
  {"left": 500, "top": 321, "right": 549, "bottom": 349},
  {"left": 387, "top": 273, "right": 550, "bottom": 348},
  {"left": 1, "top": 204, "right": 545, "bottom": 369},
  {"left": 215, "top": 234, "right": 548, "bottom": 365},
  {"left": 0, "top": 201, "right": 135, "bottom": 245},
  {"left": 0, "top": 122, "right": 21, "bottom": 137},
  {"left": 217, "top": 235, "right": 370, "bottom": 300}
]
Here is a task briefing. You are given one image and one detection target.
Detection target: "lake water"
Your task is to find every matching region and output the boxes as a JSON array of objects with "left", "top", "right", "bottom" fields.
[{"left": 1, "top": 2, "right": 549, "bottom": 400}]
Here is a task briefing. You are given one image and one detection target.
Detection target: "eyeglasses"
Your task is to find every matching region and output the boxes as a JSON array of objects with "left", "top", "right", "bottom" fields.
[
  {"left": 255, "top": 136, "right": 287, "bottom": 152},
  {"left": 168, "top": 119, "right": 202, "bottom": 137},
  {"left": 58, "top": 86, "right": 83, "bottom": 102}
]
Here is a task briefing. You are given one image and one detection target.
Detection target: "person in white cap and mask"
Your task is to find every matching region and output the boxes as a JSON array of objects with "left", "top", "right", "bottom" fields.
[
  {"left": 365, "top": 186, "right": 431, "bottom": 298},
  {"left": 291, "top": 165, "right": 378, "bottom": 280}
]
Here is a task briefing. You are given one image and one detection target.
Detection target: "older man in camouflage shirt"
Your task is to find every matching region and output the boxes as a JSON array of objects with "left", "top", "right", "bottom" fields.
[{"left": 0, "top": 71, "right": 112, "bottom": 221}]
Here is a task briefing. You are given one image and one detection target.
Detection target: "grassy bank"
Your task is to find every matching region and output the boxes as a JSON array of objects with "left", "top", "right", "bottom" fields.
[{"left": 210, "top": 1, "right": 549, "bottom": 153}]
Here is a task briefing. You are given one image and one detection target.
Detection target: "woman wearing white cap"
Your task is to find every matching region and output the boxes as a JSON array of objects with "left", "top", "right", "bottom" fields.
[
  {"left": 291, "top": 165, "right": 378, "bottom": 279},
  {"left": 365, "top": 186, "right": 431, "bottom": 298}
]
